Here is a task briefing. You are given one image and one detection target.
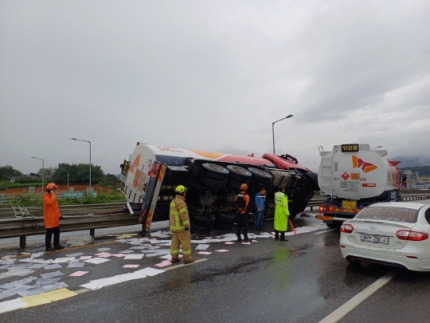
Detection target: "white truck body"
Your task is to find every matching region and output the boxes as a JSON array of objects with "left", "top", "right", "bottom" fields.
[
  {"left": 318, "top": 144, "right": 401, "bottom": 199},
  {"left": 317, "top": 144, "right": 403, "bottom": 226}
]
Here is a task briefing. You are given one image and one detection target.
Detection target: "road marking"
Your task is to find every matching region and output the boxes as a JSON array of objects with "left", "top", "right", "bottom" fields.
[
  {"left": 314, "top": 228, "right": 337, "bottom": 235},
  {"left": 163, "top": 258, "right": 208, "bottom": 271},
  {"left": 319, "top": 271, "right": 398, "bottom": 323}
]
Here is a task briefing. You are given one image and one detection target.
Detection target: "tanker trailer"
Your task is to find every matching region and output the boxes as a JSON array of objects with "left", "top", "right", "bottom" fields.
[
  {"left": 121, "top": 142, "right": 318, "bottom": 234},
  {"left": 316, "top": 144, "right": 404, "bottom": 227}
]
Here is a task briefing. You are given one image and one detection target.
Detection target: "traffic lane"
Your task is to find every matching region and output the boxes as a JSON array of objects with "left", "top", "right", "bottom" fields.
[
  {"left": 1, "top": 224, "right": 396, "bottom": 323},
  {"left": 338, "top": 268, "right": 430, "bottom": 323}
]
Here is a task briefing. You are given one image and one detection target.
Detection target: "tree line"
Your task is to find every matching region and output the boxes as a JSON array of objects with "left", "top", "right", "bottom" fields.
[{"left": 0, "top": 164, "right": 121, "bottom": 187}]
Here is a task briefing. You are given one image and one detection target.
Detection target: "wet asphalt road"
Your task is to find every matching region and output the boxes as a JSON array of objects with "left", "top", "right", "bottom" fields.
[{"left": 2, "top": 215, "right": 430, "bottom": 323}]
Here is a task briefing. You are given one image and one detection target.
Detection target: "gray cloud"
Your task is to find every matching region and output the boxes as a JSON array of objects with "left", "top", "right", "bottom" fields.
[{"left": 1, "top": 0, "right": 429, "bottom": 175}]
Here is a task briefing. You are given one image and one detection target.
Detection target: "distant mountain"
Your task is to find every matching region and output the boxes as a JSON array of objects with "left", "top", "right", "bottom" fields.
[{"left": 389, "top": 155, "right": 430, "bottom": 168}]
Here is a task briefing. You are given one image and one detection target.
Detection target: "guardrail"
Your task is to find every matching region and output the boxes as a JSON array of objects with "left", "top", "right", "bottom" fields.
[
  {"left": 0, "top": 212, "right": 138, "bottom": 249},
  {"left": 1, "top": 193, "right": 429, "bottom": 249},
  {"left": 0, "top": 202, "right": 126, "bottom": 218}
]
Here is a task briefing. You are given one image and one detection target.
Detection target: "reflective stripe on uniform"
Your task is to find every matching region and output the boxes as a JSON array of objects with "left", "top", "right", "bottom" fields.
[{"left": 170, "top": 201, "right": 185, "bottom": 231}]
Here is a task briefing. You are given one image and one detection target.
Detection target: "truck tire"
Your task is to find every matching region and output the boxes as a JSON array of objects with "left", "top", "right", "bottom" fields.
[
  {"left": 226, "top": 165, "right": 252, "bottom": 182},
  {"left": 201, "top": 176, "right": 227, "bottom": 189},
  {"left": 248, "top": 167, "right": 272, "bottom": 184},
  {"left": 201, "top": 163, "right": 229, "bottom": 180},
  {"left": 271, "top": 171, "right": 283, "bottom": 188}
]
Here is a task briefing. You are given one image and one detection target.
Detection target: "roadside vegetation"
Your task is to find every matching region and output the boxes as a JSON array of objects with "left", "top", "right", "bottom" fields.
[{"left": 0, "top": 164, "right": 125, "bottom": 207}]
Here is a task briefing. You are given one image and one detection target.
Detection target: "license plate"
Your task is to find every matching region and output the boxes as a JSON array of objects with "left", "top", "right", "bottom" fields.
[
  {"left": 360, "top": 234, "right": 389, "bottom": 244},
  {"left": 342, "top": 200, "right": 357, "bottom": 209}
]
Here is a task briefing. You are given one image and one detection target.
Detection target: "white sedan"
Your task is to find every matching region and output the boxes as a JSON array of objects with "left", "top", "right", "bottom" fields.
[{"left": 340, "top": 202, "right": 430, "bottom": 272}]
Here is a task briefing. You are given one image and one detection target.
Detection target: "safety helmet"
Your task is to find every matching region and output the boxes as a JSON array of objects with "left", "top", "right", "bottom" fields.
[
  {"left": 240, "top": 183, "right": 248, "bottom": 190},
  {"left": 45, "top": 182, "right": 58, "bottom": 191},
  {"left": 175, "top": 185, "right": 187, "bottom": 194}
]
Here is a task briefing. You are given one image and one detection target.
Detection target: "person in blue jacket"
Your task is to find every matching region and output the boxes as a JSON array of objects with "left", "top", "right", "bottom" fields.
[{"left": 254, "top": 186, "right": 266, "bottom": 231}]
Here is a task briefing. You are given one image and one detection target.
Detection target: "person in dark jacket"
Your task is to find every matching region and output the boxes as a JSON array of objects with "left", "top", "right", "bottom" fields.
[{"left": 235, "top": 183, "right": 250, "bottom": 241}]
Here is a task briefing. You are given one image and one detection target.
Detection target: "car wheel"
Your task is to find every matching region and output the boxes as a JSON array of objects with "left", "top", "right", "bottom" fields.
[{"left": 346, "top": 257, "right": 362, "bottom": 266}]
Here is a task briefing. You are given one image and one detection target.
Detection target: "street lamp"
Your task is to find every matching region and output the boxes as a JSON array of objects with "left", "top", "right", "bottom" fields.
[
  {"left": 272, "top": 114, "right": 293, "bottom": 154},
  {"left": 31, "top": 156, "right": 44, "bottom": 193},
  {"left": 71, "top": 138, "right": 92, "bottom": 190}
]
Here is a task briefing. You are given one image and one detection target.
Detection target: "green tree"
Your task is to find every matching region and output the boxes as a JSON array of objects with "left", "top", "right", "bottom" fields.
[
  {"left": 0, "top": 165, "right": 23, "bottom": 180},
  {"left": 52, "top": 163, "right": 105, "bottom": 185}
]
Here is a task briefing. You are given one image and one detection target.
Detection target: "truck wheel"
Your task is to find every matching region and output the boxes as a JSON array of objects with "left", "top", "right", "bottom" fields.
[
  {"left": 226, "top": 165, "right": 252, "bottom": 182},
  {"left": 248, "top": 167, "right": 272, "bottom": 184},
  {"left": 201, "top": 176, "right": 227, "bottom": 189},
  {"left": 201, "top": 163, "right": 229, "bottom": 180}
]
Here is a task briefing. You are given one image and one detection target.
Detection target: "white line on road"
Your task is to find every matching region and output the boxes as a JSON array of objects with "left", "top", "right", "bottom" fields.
[
  {"left": 314, "top": 228, "right": 337, "bottom": 235},
  {"left": 319, "top": 271, "right": 398, "bottom": 323}
]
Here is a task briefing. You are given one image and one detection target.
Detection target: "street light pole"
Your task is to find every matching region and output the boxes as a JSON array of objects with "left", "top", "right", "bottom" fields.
[
  {"left": 272, "top": 114, "right": 293, "bottom": 154},
  {"left": 31, "top": 156, "right": 44, "bottom": 193},
  {"left": 71, "top": 138, "right": 92, "bottom": 190}
]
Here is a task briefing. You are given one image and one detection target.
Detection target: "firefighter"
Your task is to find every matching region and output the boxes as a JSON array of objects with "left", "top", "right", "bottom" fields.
[
  {"left": 169, "top": 185, "right": 195, "bottom": 264},
  {"left": 274, "top": 185, "right": 290, "bottom": 241},
  {"left": 43, "top": 183, "right": 65, "bottom": 251},
  {"left": 235, "top": 183, "right": 250, "bottom": 242}
]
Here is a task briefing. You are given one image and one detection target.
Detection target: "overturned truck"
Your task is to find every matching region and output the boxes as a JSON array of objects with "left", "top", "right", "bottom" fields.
[{"left": 121, "top": 143, "right": 319, "bottom": 234}]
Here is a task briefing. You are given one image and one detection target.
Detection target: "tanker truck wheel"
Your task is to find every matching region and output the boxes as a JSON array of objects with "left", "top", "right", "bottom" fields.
[
  {"left": 226, "top": 165, "right": 252, "bottom": 182},
  {"left": 201, "top": 163, "right": 229, "bottom": 180},
  {"left": 248, "top": 167, "right": 272, "bottom": 184}
]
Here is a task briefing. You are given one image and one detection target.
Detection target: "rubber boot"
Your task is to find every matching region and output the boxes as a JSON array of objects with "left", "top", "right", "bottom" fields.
[
  {"left": 280, "top": 232, "right": 288, "bottom": 241},
  {"left": 184, "top": 255, "right": 195, "bottom": 264},
  {"left": 171, "top": 255, "right": 180, "bottom": 263},
  {"left": 275, "top": 231, "right": 279, "bottom": 240}
]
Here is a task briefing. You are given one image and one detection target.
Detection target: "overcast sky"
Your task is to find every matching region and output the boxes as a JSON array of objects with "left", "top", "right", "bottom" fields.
[{"left": 1, "top": 0, "right": 429, "bottom": 176}]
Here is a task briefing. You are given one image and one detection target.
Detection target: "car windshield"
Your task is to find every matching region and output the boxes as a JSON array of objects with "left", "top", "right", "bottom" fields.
[{"left": 356, "top": 206, "right": 418, "bottom": 223}]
